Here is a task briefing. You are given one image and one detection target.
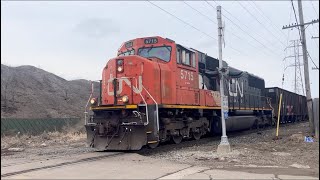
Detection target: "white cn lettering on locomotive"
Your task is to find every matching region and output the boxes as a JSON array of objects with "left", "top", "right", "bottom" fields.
[
  {"left": 228, "top": 79, "right": 244, "bottom": 97},
  {"left": 107, "top": 74, "right": 143, "bottom": 96}
]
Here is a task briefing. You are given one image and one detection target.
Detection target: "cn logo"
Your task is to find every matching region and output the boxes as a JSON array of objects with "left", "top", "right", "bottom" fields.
[
  {"left": 106, "top": 74, "right": 143, "bottom": 96},
  {"left": 229, "top": 79, "right": 244, "bottom": 97},
  {"left": 286, "top": 105, "right": 294, "bottom": 115}
]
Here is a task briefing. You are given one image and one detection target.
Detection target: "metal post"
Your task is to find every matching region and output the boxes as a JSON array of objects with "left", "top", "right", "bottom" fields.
[
  {"left": 298, "top": 0, "right": 314, "bottom": 133},
  {"left": 276, "top": 93, "right": 283, "bottom": 137},
  {"left": 216, "top": 5, "right": 231, "bottom": 154},
  {"left": 294, "top": 40, "right": 297, "bottom": 93},
  {"left": 313, "top": 98, "right": 319, "bottom": 139}
]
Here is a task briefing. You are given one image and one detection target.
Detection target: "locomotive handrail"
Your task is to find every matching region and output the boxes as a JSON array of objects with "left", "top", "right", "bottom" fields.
[
  {"left": 137, "top": 91, "right": 149, "bottom": 126},
  {"left": 142, "top": 86, "right": 159, "bottom": 132}
]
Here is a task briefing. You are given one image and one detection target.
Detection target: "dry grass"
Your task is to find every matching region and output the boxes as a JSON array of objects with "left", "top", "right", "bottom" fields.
[{"left": 1, "top": 131, "right": 86, "bottom": 149}]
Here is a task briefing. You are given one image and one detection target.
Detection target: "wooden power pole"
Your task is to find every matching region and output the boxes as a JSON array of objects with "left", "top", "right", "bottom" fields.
[
  {"left": 297, "top": 0, "right": 314, "bottom": 133},
  {"left": 282, "top": 0, "right": 318, "bottom": 133}
]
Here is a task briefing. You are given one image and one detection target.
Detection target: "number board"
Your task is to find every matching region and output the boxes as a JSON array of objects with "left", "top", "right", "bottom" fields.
[
  {"left": 144, "top": 38, "right": 158, "bottom": 44},
  {"left": 125, "top": 41, "right": 133, "bottom": 48}
]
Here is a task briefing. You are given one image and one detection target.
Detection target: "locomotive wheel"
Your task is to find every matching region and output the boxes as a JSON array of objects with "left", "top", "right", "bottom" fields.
[
  {"left": 172, "top": 135, "right": 183, "bottom": 144},
  {"left": 192, "top": 132, "right": 201, "bottom": 140},
  {"left": 147, "top": 141, "right": 159, "bottom": 149}
]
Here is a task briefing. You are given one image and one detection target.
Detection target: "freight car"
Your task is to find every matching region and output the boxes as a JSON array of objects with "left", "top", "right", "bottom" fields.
[
  {"left": 85, "top": 36, "right": 275, "bottom": 150},
  {"left": 265, "top": 87, "right": 308, "bottom": 123}
]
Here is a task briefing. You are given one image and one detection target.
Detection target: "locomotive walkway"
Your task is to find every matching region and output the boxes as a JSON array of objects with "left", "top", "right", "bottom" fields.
[{"left": 2, "top": 152, "right": 318, "bottom": 179}]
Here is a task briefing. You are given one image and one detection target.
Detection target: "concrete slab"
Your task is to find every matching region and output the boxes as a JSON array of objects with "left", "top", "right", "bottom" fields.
[
  {"left": 200, "top": 169, "right": 275, "bottom": 179},
  {"left": 3, "top": 153, "right": 319, "bottom": 180},
  {"left": 159, "top": 166, "right": 209, "bottom": 179},
  {"left": 1, "top": 152, "right": 119, "bottom": 176},
  {"left": 278, "top": 175, "right": 319, "bottom": 179},
  {"left": 182, "top": 172, "right": 211, "bottom": 180},
  {"left": 5, "top": 154, "right": 190, "bottom": 179}
]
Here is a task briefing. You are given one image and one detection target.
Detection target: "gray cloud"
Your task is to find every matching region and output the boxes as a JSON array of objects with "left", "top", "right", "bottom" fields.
[{"left": 73, "top": 17, "right": 119, "bottom": 39}]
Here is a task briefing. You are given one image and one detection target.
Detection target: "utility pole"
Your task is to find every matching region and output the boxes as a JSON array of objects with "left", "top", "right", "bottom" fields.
[
  {"left": 282, "top": 1, "right": 316, "bottom": 133},
  {"left": 216, "top": 5, "right": 231, "bottom": 154},
  {"left": 297, "top": 0, "right": 314, "bottom": 133}
]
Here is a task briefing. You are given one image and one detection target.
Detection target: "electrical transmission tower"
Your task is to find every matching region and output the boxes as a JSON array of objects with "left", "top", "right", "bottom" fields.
[{"left": 283, "top": 40, "right": 305, "bottom": 95}]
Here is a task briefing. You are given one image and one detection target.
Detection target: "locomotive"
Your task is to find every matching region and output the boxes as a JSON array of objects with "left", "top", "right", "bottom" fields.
[{"left": 84, "top": 36, "right": 303, "bottom": 151}]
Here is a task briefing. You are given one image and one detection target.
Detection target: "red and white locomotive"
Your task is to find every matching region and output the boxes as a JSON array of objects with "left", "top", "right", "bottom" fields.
[{"left": 85, "top": 36, "right": 275, "bottom": 150}]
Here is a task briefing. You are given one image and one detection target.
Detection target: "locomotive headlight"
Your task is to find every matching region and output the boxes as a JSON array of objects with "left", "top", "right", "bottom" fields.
[
  {"left": 117, "top": 59, "right": 124, "bottom": 73},
  {"left": 90, "top": 98, "right": 97, "bottom": 105},
  {"left": 117, "top": 66, "right": 123, "bottom": 72},
  {"left": 121, "top": 95, "right": 129, "bottom": 103}
]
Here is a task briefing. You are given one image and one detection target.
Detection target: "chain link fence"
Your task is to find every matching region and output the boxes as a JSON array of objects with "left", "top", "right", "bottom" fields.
[{"left": 1, "top": 118, "right": 81, "bottom": 136}]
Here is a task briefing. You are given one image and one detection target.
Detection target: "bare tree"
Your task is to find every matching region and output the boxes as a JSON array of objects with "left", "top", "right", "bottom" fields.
[{"left": 1, "top": 67, "right": 18, "bottom": 113}]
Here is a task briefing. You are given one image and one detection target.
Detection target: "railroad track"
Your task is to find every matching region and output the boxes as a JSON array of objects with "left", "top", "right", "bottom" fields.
[
  {"left": 138, "top": 120, "right": 306, "bottom": 156},
  {"left": 1, "top": 152, "right": 123, "bottom": 178}
]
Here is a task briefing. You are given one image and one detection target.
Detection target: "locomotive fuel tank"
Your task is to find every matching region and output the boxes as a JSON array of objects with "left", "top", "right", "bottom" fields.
[{"left": 212, "top": 116, "right": 257, "bottom": 133}]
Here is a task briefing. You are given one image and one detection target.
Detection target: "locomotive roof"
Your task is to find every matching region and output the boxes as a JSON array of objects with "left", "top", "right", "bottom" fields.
[{"left": 119, "top": 36, "right": 265, "bottom": 81}]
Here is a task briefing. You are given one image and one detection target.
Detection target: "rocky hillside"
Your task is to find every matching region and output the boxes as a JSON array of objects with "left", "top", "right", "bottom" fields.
[{"left": 1, "top": 64, "right": 99, "bottom": 118}]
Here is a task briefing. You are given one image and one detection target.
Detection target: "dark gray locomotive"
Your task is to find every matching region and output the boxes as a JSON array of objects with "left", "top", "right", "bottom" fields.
[{"left": 197, "top": 51, "right": 274, "bottom": 133}]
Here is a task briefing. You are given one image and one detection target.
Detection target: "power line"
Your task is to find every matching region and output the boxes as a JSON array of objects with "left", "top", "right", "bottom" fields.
[
  {"left": 251, "top": 2, "right": 287, "bottom": 39},
  {"left": 182, "top": 1, "right": 265, "bottom": 56},
  {"left": 238, "top": 2, "right": 287, "bottom": 47},
  {"left": 310, "top": 1, "right": 320, "bottom": 32},
  {"left": 303, "top": 11, "right": 319, "bottom": 48},
  {"left": 147, "top": 1, "right": 216, "bottom": 40},
  {"left": 147, "top": 1, "right": 244, "bottom": 55},
  {"left": 310, "top": 0, "right": 319, "bottom": 17},
  {"left": 307, "top": 50, "right": 319, "bottom": 69},
  {"left": 308, "top": 28, "right": 319, "bottom": 48},
  {"left": 286, "top": 3, "right": 293, "bottom": 50},
  {"left": 182, "top": 1, "right": 216, "bottom": 25},
  {"left": 211, "top": 1, "right": 284, "bottom": 53},
  {"left": 205, "top": 1, "right": 281, "bottom": 57},
  {"left": 291, "top": 0, "right": 302, "bottom": 41}
]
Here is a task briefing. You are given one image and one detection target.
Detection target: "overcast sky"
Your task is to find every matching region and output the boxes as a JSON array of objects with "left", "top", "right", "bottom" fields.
[{"left": 1, "top": 1, "right": 319, "bottom": 97}]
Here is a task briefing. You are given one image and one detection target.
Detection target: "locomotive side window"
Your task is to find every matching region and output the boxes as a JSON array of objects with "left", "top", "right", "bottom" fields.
[
  {"left": 185, "top": 52, "right": 190, "bottom": 66},
  {"left": 177, "top": 45, "right": 196, "bottom": 68},
  {"left": 177, "top": 48, "right": 181, "bottom": 64},
  {"left": 192, "top": 53, "right": 196, "bottom": 67},
  {"left": 181, "top": 50, "right": 186, "bottom": 64}
]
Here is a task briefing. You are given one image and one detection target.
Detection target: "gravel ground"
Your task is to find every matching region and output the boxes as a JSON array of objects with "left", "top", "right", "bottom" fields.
[
  {"left": 1, "top": 131, "right": 94, "bottom": 161},
  {"left": 1, "top": 122, "right": 319, "bottom": 177},
  {"left": 140, "top": 122, "right": 319, "bottom": 177}
]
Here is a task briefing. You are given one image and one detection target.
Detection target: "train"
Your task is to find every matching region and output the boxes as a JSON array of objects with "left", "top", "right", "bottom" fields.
[{"left": 84, "top": 36, "right": 308, "bottom": 150}]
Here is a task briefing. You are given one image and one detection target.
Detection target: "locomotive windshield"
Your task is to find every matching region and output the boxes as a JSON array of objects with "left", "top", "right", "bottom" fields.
[{"left": 138, "top": 46, "right": 172, "bottom": 62}]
